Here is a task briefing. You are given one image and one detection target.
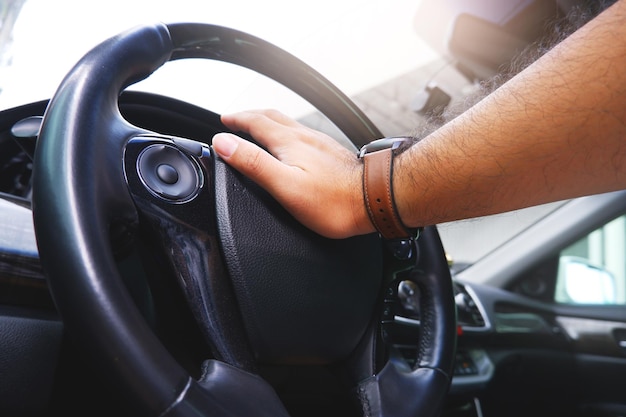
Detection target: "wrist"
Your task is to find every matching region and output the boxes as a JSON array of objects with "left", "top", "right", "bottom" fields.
[
  {"left": 392, "top": 149, "right": 417, "bottom": 229},
  {"left": 358, "top": 137, "right": 418, "bottom": 239},
  {"left": 349, "top": 160, "right": 377, "bottom": 236}
]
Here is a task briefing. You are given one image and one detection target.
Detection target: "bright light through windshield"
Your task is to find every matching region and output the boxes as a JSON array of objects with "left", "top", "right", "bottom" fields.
[{"left": 0, "top": 0, "right": 436, "bottom": 114}]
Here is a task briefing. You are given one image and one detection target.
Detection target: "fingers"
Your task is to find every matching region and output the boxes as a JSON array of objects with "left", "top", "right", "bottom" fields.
[
  {"left": 220, "top": 110, "right": 350, "bottom": 165},
  {"left": 222, "top": 109, "right": 302, "bottom": 132},
  {"left": 221, "top": 110, "right": 313, "bottom": 150},
  {"left": 212, "top": 132, "right": 296, "bottom": 195}
]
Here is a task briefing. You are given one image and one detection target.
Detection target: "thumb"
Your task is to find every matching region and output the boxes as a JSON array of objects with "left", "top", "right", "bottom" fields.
[{"left": 212, "top": 133, "right": 287, "bottom": 193}]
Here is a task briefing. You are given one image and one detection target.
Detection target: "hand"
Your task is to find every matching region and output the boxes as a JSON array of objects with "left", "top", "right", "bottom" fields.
[{"left": 212, "top": 110, "right": 375, "bottom": 239}]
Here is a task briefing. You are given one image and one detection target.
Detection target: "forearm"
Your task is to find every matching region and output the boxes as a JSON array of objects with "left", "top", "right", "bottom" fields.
[
  {"left": 214, "top": 1, "right": 626, "bottom": 239},
  {"left": 394, "top": 0, "right": 626, "bottom": 227}
]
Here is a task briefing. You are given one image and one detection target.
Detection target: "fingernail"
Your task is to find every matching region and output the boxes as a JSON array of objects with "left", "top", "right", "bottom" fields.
[{"left": 213, "top": 134, "right": 238, "bottom": 158}]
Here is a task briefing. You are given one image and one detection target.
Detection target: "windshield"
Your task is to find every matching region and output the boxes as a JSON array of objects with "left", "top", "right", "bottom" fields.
[
  {"left": 0, "top": 0, "right": 435, "bottom": 113},
  {"left": 0, "top": 0, "right": 563, "bottom": 270}
]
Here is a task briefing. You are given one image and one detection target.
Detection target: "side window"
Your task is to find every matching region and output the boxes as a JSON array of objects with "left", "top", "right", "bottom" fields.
[{"left": 555, "top": 215, "right": 626, "bottom": 305}]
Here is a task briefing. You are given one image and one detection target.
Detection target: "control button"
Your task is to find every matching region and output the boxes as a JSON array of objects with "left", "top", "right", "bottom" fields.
[
  {"left": 454, "top": 351, "right": 478, "bottom": 376},
  {"left": 384, "top": 283, "right": 397, "bottom": 301},
  {"left": 381, "top": 301, "right": 395, "bottom": 322},
  {"left": 380, "top": 323, "right": 392, "bottom": 344},
  {"left": 398, "top": 280, "right": 420, "bottom": 314}
]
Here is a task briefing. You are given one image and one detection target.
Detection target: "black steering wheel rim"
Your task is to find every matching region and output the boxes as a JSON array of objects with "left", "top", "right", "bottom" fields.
[{"left": 32, "top": 22, "right": 456, "bottom": 416}]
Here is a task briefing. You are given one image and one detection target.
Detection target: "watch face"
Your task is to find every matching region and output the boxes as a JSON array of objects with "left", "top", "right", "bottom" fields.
[{"left": 358, "top": 137, "right": 412, "bottom": 157}]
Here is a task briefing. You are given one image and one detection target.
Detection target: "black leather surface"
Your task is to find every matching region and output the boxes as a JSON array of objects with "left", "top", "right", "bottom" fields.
[
  {"left": 214, "top": 158, "right": 383, "bottom": 363},
  {"left": 0, "top": 309, "right": 62, "bottom": 416},
  {"left": 164, "top": 360, "right": 291, "bottom": 417}
]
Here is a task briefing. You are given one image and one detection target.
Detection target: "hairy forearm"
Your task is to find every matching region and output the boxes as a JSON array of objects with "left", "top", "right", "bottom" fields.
[
  {"left": 214, "top": 0, "right": 626, "bottom": 239},
  {"left": 394, "top": 0, "right": 626, "bottom": 227}
]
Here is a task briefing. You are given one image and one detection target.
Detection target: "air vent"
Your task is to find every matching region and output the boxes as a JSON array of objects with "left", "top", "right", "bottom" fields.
[{"left": 454, "top": 283, "right": 488, "bottom": 329}]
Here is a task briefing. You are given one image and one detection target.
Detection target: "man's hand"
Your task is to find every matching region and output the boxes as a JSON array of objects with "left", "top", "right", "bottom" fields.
[{"left": 212, "top": 110, "right": 375, "bottom": 239}]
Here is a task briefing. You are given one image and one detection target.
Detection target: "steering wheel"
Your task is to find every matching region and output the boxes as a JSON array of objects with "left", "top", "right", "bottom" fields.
[{"left": 32, "top": 23, "right": 456, "bottom": 416}]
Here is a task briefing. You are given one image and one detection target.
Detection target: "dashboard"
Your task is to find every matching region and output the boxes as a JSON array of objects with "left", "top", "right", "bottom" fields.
[{"left": 3, "top": 91, "right": 624, "bottom": 417}]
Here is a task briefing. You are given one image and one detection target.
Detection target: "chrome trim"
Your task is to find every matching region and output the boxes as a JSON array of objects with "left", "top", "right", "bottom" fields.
[{"left": 394, "top": 315, "right": 421, "bottom": 327}]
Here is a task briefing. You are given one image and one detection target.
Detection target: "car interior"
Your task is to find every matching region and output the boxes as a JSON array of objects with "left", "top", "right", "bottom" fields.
[{"left": 1, "top": 1, "right": 625, "bottom": 416}]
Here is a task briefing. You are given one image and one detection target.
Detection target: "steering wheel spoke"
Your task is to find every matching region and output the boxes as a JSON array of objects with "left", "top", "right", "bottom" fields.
[{"left": 123, "top": 135, "right": 257, "bottom": 371}]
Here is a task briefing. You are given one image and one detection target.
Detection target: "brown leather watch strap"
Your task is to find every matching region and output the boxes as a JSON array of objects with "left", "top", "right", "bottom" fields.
[{"left": 362, "top": 148, "right": 412, "bottom": 240}]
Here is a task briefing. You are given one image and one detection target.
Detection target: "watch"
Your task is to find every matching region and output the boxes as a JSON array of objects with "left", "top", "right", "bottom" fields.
[{"left": 358, "top": 137, "right": 418, "bottom": 241}]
